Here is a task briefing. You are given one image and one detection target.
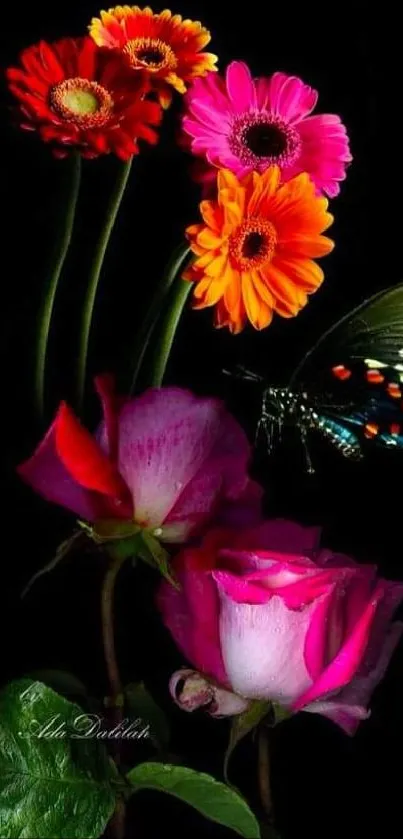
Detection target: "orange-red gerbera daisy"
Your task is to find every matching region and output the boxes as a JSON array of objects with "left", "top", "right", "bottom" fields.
[
  {"left": 89, "top": 6, "right": 217, "bottom": 108},
  {"left": 6, "top": 36, "right": 162, "bottom": 159},
  {"left": 184, "top": 167, "right": 334, "bottom": 333}
]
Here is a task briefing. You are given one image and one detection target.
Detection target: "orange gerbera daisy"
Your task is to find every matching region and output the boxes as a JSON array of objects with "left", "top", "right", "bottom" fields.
[
  {"left": 184, "top": 167, "right": 334, "bottom": 333},
  {"left": 89, "top": 6, "right": 217, "bottom": 108}
]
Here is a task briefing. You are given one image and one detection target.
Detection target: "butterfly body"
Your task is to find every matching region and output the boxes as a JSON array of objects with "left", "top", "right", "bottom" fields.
[
  {"left": 258, "top": 387, "right": 364, "bottom": 470},
  {"left": 230, "top": 284, "right": 403, "bottom": 471}
]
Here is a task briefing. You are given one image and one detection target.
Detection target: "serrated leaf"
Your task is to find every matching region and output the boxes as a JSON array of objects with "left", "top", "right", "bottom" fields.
[
  {"left": 224, "top": 700, "right": 271, "bottom": 783},
  {"left": 127, "top": 762, "right": 260, "bottom": 838},
  {"left": 125, "top": 683, "right": 170, "bottom": 751},
  {"left": 21, "top": 530, "right": 85, "bottom": 598},
  {"left": 0, "top": 679, "right": 117, "bottom": 838}
]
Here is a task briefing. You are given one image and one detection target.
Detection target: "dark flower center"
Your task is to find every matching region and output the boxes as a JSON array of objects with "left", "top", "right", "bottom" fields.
[
  {"left": 123, "top": 37, "right": 178, "bottom": 73},
  {"left": 244, "top": 122, "right": 288, "bottom": 158},
  {"left": 229, "top": 218, "right": 277, "bottom": 269},
  {"left": 136, "top": 47, "right": 164, "bottom": 66},
  {"left": 242, "top": 231, "right": 266, "bottom": 259}
]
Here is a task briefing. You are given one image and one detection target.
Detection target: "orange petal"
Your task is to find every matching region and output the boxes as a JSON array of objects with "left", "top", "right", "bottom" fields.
[
  {"left": 196, "top": 228, "right": 223, "bottom": 249},
  {"left": 251, "top": 270, "right": 275, "bottom": 307},
  {"left": 273, "top": 257, "right": 324, "bottom": 292},
  {"left": 200, "top": 200, "right": 222, "bottom": 232},
  {"left": 247, "top": 166, "right": 281, "bottom": 215},
  {"left": 241, "top": 273, "right": 273, "bottom": 330},
  {"left": 278, "top": 233, "right": 334, "bottom": 259},
  {"left": 260, "top": 263, "right": 302, "bottom": 316},
  {"left": 205, "top": 248, "right": 229, "bottom": 278}
]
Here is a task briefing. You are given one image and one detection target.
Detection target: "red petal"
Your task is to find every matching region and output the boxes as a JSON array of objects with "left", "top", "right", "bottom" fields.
[{"left": 55, "top": 401, "right": 128, "bottom": 500}]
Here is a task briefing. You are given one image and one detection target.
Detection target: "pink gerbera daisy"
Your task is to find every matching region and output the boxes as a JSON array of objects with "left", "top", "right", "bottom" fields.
[{"left": 182, "top": 61, "right": 352, "bottom": 197}]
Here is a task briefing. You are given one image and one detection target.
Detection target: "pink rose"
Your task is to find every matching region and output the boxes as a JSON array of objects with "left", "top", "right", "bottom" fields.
[
  {"left": 157, "top": 520, "right": 403, "bottom": 733},
  {"left": 18, "top": 377, "right": 261, "bottom": 543}
]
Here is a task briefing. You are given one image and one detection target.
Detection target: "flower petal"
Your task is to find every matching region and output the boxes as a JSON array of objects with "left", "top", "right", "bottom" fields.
[{"left": 225, "top": 61, "right": 256, "bottom": 112}]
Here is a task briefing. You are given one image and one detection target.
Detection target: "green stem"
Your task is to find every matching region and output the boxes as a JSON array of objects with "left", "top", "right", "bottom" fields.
[
  {"left": 101, "top": 550, "right": 127, "bottom": 839},
  {"left": 149, "top": 276, "right": 193, "bottom": 388},
  {"left": 35, "top": 153, "right": 81, "bottom": 423},
  {"left": 257, "top": 726, "right": 273, "bottom": 819},
  {"left": 101, "top": 551, "right": 127, "bottom": 702},
  {"left": 76, "top": 158, "right": 133, "bottom": 412},
  {"left": 129, "top": 242, "right": 191, "bottom": 395}
]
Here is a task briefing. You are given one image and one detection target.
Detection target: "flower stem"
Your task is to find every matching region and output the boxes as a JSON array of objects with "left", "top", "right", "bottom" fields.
[
  {"left": 101, "top": 550, "right": 127, "bottom": 839},
  {"left": 76, "top": 158, "right": 133, "bottom": 413},
  {"left": 35, "top": 152, "right": 81, "bottom": 423},
  {"left": 149, "top": 275, "right": 193, "bottom": 388},
  {"left": 129, "top": 242, "right": 191, "bottom": 394},
  {"left": 101, "top": 551, "right": 126, "bottom": 702},
  {"left": 258, "top": 725, "right": 273, "bottom": 819}
]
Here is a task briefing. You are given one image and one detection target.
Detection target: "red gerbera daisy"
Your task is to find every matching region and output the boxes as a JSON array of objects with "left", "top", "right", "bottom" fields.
[{"left": 6, "top": 36, "right": 162, "bottom": 159}]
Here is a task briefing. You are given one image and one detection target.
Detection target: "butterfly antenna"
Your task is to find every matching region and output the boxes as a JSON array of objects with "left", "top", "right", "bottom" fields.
[
  {"left": 222, "top": 365, "right": 264, "bottom": 383},
  {"left": 300, "top": 429, "right": 315, "bottom": 475}
]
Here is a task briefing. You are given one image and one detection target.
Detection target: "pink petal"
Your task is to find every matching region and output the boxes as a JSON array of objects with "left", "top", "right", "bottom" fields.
[
  {"left": 225, "top": 61, "right": 256, "bottom": 112},
  {"left": 215, "top": 478, "right": 263, "bottom": 528},
  {"left": 304, "top": 620, "right": 403, "bottom": 734},
  {"left": 116, "top": 387, "right": 250, "bottom": 530},
  {"left": 156, "top": 547, "right": 228, "bottom": 686},
  {"left": 217, "top": 586, "right": 315, "bottom": 704},
  {"left": 265, "top": 72, "right": 318, "bottom": 123},
  {"left": 214, "top": 564, "right": 336, "bottom": 608},
  {"left": 294, "top": 582, "right": 387, "bottom": 710},
  {"left": 17, "top": 419, "right": 104, "bottom": 521}
]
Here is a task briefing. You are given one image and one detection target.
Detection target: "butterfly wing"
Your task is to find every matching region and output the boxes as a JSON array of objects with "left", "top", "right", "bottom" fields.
[{"left": 289, "top": 283, "right": 403, "bottom": 451}]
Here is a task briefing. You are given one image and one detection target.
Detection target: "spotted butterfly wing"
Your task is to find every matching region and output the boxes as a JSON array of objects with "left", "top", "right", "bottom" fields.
[{"left": 288, "top": 283, "right": 403, "bottom": 452}]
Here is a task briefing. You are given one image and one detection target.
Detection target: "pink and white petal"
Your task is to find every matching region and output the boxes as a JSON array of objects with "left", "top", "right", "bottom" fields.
[
  {"left": 225, "top": 61, "right": 256, "bottom": 112},
  {"left": 162, "top": 468, "right": 223, "bottom": 542},
  {"left": 305, "top": 620, "right": 403, "bottom": 734},
  {"left": 302, "top": 700, "right": 370, "bottom": 735},
  {"left": 157, "top": 549, "right": 228, "bottom": 686},
  {"left": 266, "top": 72, "right": 318, "bottom": 123},
  {"left": 117, "top": 388, "right": 236, "bottom": 528},
  {"left": 17, "top": 421, "right": 103, "bottom": 521},
  {"left": 217, "top": 588, "right": 314, "bottom": 704},
  {"left": 294, "top": 582, "right": 386, "bottom": 710}
]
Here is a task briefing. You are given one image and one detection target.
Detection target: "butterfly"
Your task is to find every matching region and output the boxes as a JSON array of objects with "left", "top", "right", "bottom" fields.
[{"left": 227, "top": 284, "right": 403, "bottom": 473}]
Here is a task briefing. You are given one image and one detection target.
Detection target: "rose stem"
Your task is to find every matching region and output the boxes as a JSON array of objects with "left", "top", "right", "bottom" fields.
[
  {"left": 76, "top": 157, "right": 133, "bottom": 413},
  {"left": 35, "top": 152, "right": 81, "bottom": 424},
  {"left": 258, "top": 725, "right": 273, "bottom": 819},
  {"left": 101, "top": 550, "right": 127, "bottom": 839},
  {"left": 129, "top": 242, "right": 191, "bottom": 395},
  {"left": 149, "top": 274, "right": 193, "bottom": 388}
]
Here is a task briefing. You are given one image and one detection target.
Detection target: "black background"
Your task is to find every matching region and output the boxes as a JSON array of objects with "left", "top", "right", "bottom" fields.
[{"left": 1, "top": 3, "right": 402, "bottom": 838}]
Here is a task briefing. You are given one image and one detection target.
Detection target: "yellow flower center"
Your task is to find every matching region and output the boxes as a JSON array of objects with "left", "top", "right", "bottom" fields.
[
  {"left": 229, "top": 218, "right": 277, "bottom": 269},
  {"left": 123, "top": 37, "right": 178, "bottom": 73},
  {"left": 50, "top": 78, "right": 113, "bottom": 127}
]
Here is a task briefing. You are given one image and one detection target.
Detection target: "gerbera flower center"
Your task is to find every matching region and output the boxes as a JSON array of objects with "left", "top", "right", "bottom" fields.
[
  {"left": 229, "top": 218, "right": 277, "bottom": 269},
  {"left": 229, "top": 113, "right": 301, "bottom": 170},
  {"left": 50, "top": 78, "right": 113, "bottom": 127},
  {"left": 123, "top": 37, "right": 178, "bottom": 73}
]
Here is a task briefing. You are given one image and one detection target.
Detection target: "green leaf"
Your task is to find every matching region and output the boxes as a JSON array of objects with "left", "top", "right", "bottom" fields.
[
  {"left": 127, "top": 762, "right": 260, "bottom": 838},
  {"left": 224, "top": 701, "right": 271, "bottom": 783},
  {"left": 21, "top": 530, "right": 85, "bottom": 599},
  {"left": 138, "top": 531, "right": 179, "bottom": 587},
  {"left": 27, "top": 670, "right": 89, "bottom": 703},
  {"left": 87, "top": 519, "right": 142, "bottom": 543},
  {"left": 0, "top": 679, "right": 117, "bottom": 838},
  {"left": 125, "top": 683, "right": 170, "bottom": 751}
]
